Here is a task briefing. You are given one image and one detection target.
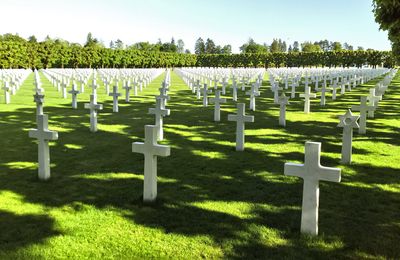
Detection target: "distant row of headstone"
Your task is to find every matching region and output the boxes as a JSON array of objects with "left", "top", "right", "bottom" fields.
[{"left": 1, "top": 69, "right": 31, "bottom": 103}]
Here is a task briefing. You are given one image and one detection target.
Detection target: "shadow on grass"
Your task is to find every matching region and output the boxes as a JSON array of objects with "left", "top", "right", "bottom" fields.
[
  {"left": 0, "top": 210, "right": 61, "bottom": 252},
  {"left": 0, "top": 71, "right": 399, "bottom": 258}
]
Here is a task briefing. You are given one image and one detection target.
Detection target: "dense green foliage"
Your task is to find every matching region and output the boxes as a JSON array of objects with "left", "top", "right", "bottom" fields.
[
  {"left": 197, "top": 51, "right": 395, "bottom": 68},
  {"left": 0, "top": 33, "right": 395, "bottom": 69},
  {"left": 373, "top": 0, "right": 400, "bottom": 62}
]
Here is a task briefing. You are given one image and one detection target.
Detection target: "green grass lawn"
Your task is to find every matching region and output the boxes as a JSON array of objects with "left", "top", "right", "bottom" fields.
[{"left": 0, "top": 69, "right": 399, "bottom": 259}]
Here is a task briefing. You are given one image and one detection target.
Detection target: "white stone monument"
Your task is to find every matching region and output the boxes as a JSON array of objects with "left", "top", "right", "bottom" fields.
[
  {"left": 3, "top": 81, "right": 10, "bottom": 104},
  {"left": 149, "top": 97, "right": 170, "bottom": 141},
  {"left": 278, "top": 92, "right": 290, "bottom": 127},
  {"left": 132, "top": 125, "right": 171, "bottom": 202},
  {"left": 367, "top": 89, "right": 380, "bottom": 118},
  {"left": 228, "top": 103, "right": 254, "bottom": 151},
  {"left": 351, "top": 96, "right": 375, "bottom": 134},
  {"left": 284, "top": 141, "right": 341, "bottom": 236},
  {"left": 84, "top": 94, "right": 103, "bottom": 132},
  {"left": 29, "top": 114, "right": 59, "bottom": 180},
  {"left": 300, "top": 87, "right": 316, "bottom": 114},
  {"left": 209, "top": 90, "right": 227, "bottom": 122},
  {"left": 68, "top": 83, "right": 80, "bottom": 109},
  {"left": 338, "top": 109, "right": 359, "bottom": 164},
  {"left": 246, "top": 85, "right": 260, "bottom": 111},
  {"left": 109, "top": 86, "right": 121, "bottom": 112},
  {"left": 123, "top": 80, "right": 132, "bottom": 102},
  {"left": 201, "top": 83, "right": 212, "bottom": 107},
  {"left": 33, "top": 92, "right": 44, "bottom": 116}
]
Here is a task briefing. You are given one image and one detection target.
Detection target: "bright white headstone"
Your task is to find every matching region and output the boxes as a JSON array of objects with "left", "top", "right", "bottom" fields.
[
  {"left": 284, "top": 141, "right": 341, "bottom": 236},
  {"left": 132, "top": 125, "right": 171, "bottom": 202},
  {"left": 209, "top": 90, "right": 226, "bottom": 122},
  {"left": 338, "top": 109, "right": 359, "bottom": 164},
  {"left": 29, "top": 114, "right": 58, "bottom": 180},
  {"left": 300, "top": 87, "right": 316, "bottom": 114},
  {"left": 227, "top": 103, "right": 254, "bottom": 151},
  {"left": 351, "top": 96, "right": 375, "bottom": 134}
]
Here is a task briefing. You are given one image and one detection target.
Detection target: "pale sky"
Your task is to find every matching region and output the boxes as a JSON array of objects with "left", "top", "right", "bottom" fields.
[{"left": 0, "top": 0, "right": 391, "bottom": 53}]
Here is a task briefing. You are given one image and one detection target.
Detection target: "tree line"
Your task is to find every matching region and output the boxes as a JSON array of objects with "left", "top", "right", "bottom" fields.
[{"left": 0, "top": 33, "right": 395, "bottom": 69}]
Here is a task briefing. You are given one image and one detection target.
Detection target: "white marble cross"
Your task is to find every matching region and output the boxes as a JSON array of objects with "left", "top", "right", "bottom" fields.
[
  {"left": 338, "top": 109, "right": 359, "bottom": 164},
  {"left": 68, "top": 83, "right": 80, "bottom": 109},
  {"left": 278, "top": 92, "right": 290, "bottom": 127},
  {"left": 79, "top": 78, "right": 85, "bottom": 93},
  {"left": 33, "top": 92, "right": 45, "bottom": 116},
  {"left": 91, "top": 78, "right": 98, "bottom": 95},
  {"left": 351, "top": 96, "right": 375, "bottom": 134},
  {"left": 104, "top": 78, "right": 110, "bottom": 95},
  {"left": 221, "top": 80, "right": 227, "bottom": 94},
  {"left": 272, "top": 83, "right": 282, "bottom": 104},
  {"left": 196, "top": 82, "right": 201, "bottom": 99},
  {"left": 132, "top": 125, "right": 171, "bottom": 202},
  {"left": 158, "top": 87, "right": 170, "bottom": 107},
  {"left": 133, "top": 80, "right": 138, "bottom": 96},
  {"left": 109, "top": 86, "right": 121, "bottom": 112},
  {"left": 228, "top": 103, "right": 254, "bottom": 151},
  {"left": 331, "top": 81, "right": 339, "bottom": 100},
  {"left": 300, "top": 87, "right": 316, "bottom": 114},
  {"left": 61, "top": 80, "right": 68, "bottom": 99},
  {"left": 3, "top": 81, "right": 10, "bottom": 104},
  {"left": 123, "top": 80, "right": 132, "bottom": 102},
  {"left": 320, "top": 84, "right": 330, "bottom": 106},
  {"left": 201, "top": 84, "right": 212, "bottom": 107},
  {"left": 291, "top": 81, "right": 297, "bottom": 98},
  {"left": 246, "top": 85, "right": 260, "bottom": 111},
  {"left": 84, "top": 94, "right": 103, "bottom": 132},
  {"left": 209, "top": 90, "right": 227, "bottom": 122},
  {"left": 367, "top": 89, "right": 380, "bottom": 118},
  {"left": 232, "top": 80, "right": 238, "bottom": 101},
  {"left": 284, "top": 141, "right": 341, "bottom": 236},
  {"left": 149, "top": 97, "right": 170, "bottom": 141},
  {"left": 340, "top": 80, "right": 346, "bottom": 95},
  {"left": 29, "top": 114, "right": 58, "bottom": 180}
]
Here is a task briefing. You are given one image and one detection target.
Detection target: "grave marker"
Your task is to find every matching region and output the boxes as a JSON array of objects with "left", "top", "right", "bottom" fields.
[
  {"left": 284, "top": 141, "right": 341, "bottom": 236},
  {"left": 351, "top": 96, "right": 375, "bottom": 134},
  {"left": 68, "top": 82, "right": 80, "bottom": 109},
  {"left": 278, "top": 92, "right": 290, "bottom": 127},
  {"left": 84, "top": 94, "right": 103, "bottom": 132},
  {"left": 228, "top": 103, "right": 254, "bottom": 151},
  {"left": 29, "top": 114, "right": 58, "bottom": 180},
  {"left": 338, "top": 109, "right": 359, "bottom": 164},
  {"left": 209, "top": 90, "right": 227, "bottom": 122},
  {"left": 132, "top": 125, "right": 171, "bottom": 202},
  {"left": 149, "top": 97, "right": 170, "bottom": 140},
  {"left": 300, "top": 87, "right": 316, "bottom": 114},
  {"left": 109, "top": 86, "right": 121, "bottom": 112}
]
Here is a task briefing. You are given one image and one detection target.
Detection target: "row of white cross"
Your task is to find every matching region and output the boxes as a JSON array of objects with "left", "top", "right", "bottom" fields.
[
  {"left": 1, "top": 69, "right": 31, "bottom": 104},
  {"left": 24, "top": 67, "right": 398, "bottom": 238},
  {"left": 28, "top": 69, "right": 166, "bottom": 183}
]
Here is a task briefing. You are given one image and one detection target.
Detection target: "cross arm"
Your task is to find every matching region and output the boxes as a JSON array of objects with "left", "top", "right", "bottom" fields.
[
  {"left": 284, "top": 163, "right": 305, "bottom": 178},
  {"left": 319, "top": 166, "right": 341, "bottom": 182}
]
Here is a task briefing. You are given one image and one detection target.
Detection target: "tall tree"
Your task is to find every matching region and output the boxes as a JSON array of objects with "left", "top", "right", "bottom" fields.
[
  {"left": 293, "top": 41, "right": 300, "bottom": 52},
  {"left": 332, "top": 42, "right": 342, "bottom": 51},
  {"left": 205, "top": 38, "right": 216, "bottom": 54},
  {"left": 221, "top": 44, "right": 232, "bottom": 54},
  {"left": 372, "top": 0, "right": 400, "bottom": 60},
  {"left": 115, "top": 39, "right": 124, "bottom": 49},
  {"left": 194, "top": 37, "right": 205, "bottom": 54},
  {"left": 177, "top": 39, "right": 185, "bottom": 53},
  {"left": 270, "top": 39, "right": 280, "bottom": 53}
]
